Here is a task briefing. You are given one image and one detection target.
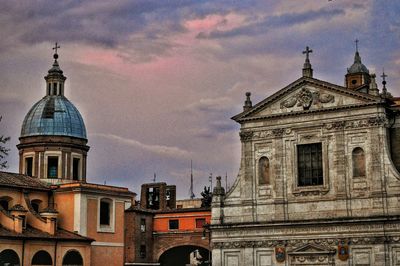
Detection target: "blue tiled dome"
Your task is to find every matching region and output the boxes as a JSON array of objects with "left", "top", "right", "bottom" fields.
[{"left": 21, "top": 95, "right": 87, "bottom": 139}]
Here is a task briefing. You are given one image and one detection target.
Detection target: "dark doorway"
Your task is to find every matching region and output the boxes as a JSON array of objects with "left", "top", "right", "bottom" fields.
[
  {"left": 159, "top": 246, "right": 210, "bottom": 266},
  {"left": 62, "top": 250, "right": 83, "bottom": 266},
  {"left": 0, "top": 249, "right": 20, "bottom": 266},
  {"left": 32, "top": 250, "right": 52, "bottom": 265}
]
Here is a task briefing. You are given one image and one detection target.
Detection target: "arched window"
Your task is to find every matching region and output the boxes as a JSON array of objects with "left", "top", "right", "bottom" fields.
[
  {"left": 31, "top": 199, "right": 42, "bottom": 213},
  {"left": 62, "top": 250, "right": 83, "bottom": 266},
  {"left": 0, "top": 249, "right": 20, "bottom": 266},
  {"left": 258, "top": 157, "right": 270, "bottom": 185},
  {"left": 32, "top": 250, "right": 52, "bottom": 266},
  {"left": 100, "top": 198, "right": 111, "bottom": 226},
  {"left": 352, "top": 147, "right": 366, "bottom": 177}
]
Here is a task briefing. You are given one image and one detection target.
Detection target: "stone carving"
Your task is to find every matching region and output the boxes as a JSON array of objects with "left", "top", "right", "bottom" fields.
[
  {"left": 239, "top": 131, "right": 253, "bottom": 142},
  {"left": 253, "top": 131, "right": 272, "bottom": 139},
  {"left": 313, "top": 91, "right": 335, "bottom": 103},
  {"left": 297, "top": 88, "right": 313, "bottom": 109},
  {"left": 292, "top": 189, "right": 329, "bottom": 197},
  {"left": 280, "top": 88, "right": 335, "bottom": 110},
  {"left": 325, "top": 116, "right": 389, "bottom": 130},
  {"left": 272, "top": 128, "right": 284, "bottom": 137},
  {"left": 280, "top": 97, "right": 297, "bottom": 108},
  {"left": 213, "top": 235, "right": 400, "bottom": 250}
]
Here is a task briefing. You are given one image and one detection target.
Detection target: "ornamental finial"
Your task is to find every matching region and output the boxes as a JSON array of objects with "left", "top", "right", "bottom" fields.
[{"left": 52, "top": 42, "right": 60, "bottom": 60}]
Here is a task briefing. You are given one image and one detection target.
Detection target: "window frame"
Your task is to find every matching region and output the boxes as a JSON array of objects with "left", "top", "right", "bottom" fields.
[
  {"left": 22, "top": 152, "right": 35, "bottom": 177},
  {"left": 97, "top": 198, "right": 115, "bottom": 233},
  {"left": 293, "top": 140, "right": 329, "bottom": 196},
  {"left": 168, "top": 219, "right": 179, "bottom": 230},
  {"left": 195, "top": 218, "right": 206, "bottom": 229},
  {"left": 71, "top": 153, "right": 83, "bottom": 181},
  {"left": 297, "top": 143, "right": 323, "bottom": 187},
  {"left": 44, "top": 151, "right": 62, "bottom": 180}
]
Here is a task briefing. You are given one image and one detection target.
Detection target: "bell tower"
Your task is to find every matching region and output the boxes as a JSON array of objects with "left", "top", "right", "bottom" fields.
[{"left": 345, "top": 40, "right": 371, "bottom": 91}]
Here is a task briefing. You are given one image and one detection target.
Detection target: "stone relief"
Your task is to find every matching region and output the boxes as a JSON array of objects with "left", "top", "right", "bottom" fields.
[
  {"left": 325, "top": 116, "right": 389, "bottom": 130},
  {"left": 239, "top": 131, "right": 253, "bottom": 142},
  {"left": 280, "top": 88, "right": 335, "bottom": 110},
  {"left": 212, "top": 235, "right": 400, "bottom": 249},
  {"left": 292, "top": 189, "right": 329, "bottom": 197}
]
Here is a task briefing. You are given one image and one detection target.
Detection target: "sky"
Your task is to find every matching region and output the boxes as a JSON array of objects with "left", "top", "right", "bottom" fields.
[{"left": 0, "top": 0, "right": 399, "bottom": 199}]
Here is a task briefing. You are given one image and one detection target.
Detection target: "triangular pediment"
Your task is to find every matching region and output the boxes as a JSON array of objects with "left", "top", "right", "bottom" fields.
[
  {"left": 233, "top": 77, "right": 381, "bottom": 122},
  {"left": 289, "top": 243, "right": 335, "bottom": 255}
]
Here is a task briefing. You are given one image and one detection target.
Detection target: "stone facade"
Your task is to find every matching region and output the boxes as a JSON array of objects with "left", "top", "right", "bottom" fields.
[{"left": 210, "top": 51, "right": 400, "bottom": 265}]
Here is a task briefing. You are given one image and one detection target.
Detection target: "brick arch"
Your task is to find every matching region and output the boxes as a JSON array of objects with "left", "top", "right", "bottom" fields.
[{"left": 154, "top": 234, "right": 210, "bottom": 261}]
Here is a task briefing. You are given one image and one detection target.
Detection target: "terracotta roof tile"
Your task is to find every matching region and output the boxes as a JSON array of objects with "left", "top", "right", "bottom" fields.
[
  {"left": 0, "top": 225, "right": 93, "bottom": 242},
  {"left": 0, "top": 171, "right": 51, "bottom": 190}
]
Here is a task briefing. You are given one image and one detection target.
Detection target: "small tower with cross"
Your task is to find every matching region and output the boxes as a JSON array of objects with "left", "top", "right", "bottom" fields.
[
  {"left": 45, "top": 42, "right": 67, "bottom": 96},
  {"left": 345, "top": 39, "right": 371, "bottom": 90},
  {"left": 302, "top": 46, "right": 313, "bottom": 78}
]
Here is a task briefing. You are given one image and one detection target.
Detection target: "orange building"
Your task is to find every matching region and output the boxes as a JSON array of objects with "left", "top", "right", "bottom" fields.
[
  {"left": 124, "top": 183, "right": 211, "bottom": 266},
  {"left": 0, "top": 46, "right": 135, "bottom": 266},
  {"left": 0, "top": 171, "right": 93, "bottom": 266}
]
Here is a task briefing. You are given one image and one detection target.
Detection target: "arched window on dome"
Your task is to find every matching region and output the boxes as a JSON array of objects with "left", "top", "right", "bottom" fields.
[
  {"left": 352, "top": 147, "right": 366, "bottom": 177},
  {"left": 258, "top": 156, "right": 270, "bottom": 185}
]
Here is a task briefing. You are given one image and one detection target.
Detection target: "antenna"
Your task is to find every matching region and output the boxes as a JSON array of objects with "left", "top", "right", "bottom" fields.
[
  {"left": 153, "top": 173, "right": 156, "bottom": 183},
  {"left": 190, "top": 160, "right": 195, "bottom": 199},
  {"left": 225, "top": 172, "right": 228, "bottom": 191},
  {"left": 209, "top": 173, "right": 213, "bottom": 192}
]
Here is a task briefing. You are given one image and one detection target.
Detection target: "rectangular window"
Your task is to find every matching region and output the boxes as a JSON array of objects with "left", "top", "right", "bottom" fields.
[
  {"left": 100, "top": 200, "right": 110, "bottom": 226},
  {"left": 140, "top": 245, "right": 146, "bottom": 259},
  {"left": 72, "top": 158, "right": 80, "bottom": 180},
  {"left": 297, "top": 143, "right": 323, "bottom": 186},
  {"left": 195, "top": 218, "right": 206, "bottom": 229},
  {"left": 19, "top": 215, "right": 26, "bottom": 229},
  {"left": 140, "top": 218, "right": 146, "bottom": 232},
  {"left": 169, "top": 219, "right": 179, "bottom": 230},
  {"left": 47, "top": 156, "right": 58, "bottom": 178},
  {"left": 25, "top": 157, "right": 33, "bottom": 176}
]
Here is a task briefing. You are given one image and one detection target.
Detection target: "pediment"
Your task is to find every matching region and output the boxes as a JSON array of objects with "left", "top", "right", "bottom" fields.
[
  {"left": 233, "top": 77, "right": 380, "bottom": 122},
  {"left": 289, "top": 243, "right": 335, "bottom": 255}
]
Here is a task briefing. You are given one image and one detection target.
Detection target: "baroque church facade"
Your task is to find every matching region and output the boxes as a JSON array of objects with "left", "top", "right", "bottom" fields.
[{"left": 211, "top": 47, "right": 400, "bottom": 265}]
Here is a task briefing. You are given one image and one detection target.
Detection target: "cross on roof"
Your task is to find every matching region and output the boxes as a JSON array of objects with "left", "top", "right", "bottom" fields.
[
  {"left": 52, "top": 42, "right": 60, "bottom": 54},
  {"left": 381, "top": 69, "right": 387, "bottom": 81},
  {"left": 302, "top": 46, "right": 313, "bottom": 60},
  {"left": 355, "top": 39, "right": 359, "bottom": 52}
]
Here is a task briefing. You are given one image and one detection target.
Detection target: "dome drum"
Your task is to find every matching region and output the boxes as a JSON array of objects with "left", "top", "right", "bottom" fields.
[{"left": 18, "top": 51, "right": 89, "bottom": 184}]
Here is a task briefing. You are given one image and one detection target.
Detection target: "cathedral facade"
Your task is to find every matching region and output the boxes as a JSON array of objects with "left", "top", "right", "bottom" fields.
[{"left": 210, "top": 47, "right": 400, "bottom": 265}]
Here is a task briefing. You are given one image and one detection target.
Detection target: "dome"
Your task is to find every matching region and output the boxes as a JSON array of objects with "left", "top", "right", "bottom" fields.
[
  {"left": 20, "top": 95, "right": 87, "bottom": 139},
  {"left": 348, "top": 51, "right": 369, "bottom": 74}
]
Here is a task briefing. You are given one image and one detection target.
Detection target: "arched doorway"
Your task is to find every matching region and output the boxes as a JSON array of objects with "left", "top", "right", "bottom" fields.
[
  {"left": 0, "top": 249, "right": 20, "bottom": 266},
  {"left": 62, "top": 250, "right": 83, "bottom": 266},
  {"left": 32, "top": 250, "right": 52, "bottom": 265},
  {"left": 159, "top": 245, "right": 210, "bottom": 266}
]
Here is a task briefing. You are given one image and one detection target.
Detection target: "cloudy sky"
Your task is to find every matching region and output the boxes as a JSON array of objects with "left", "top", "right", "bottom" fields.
[{"left": 0, "top": 0, "right": 399, "bottom": 198}]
